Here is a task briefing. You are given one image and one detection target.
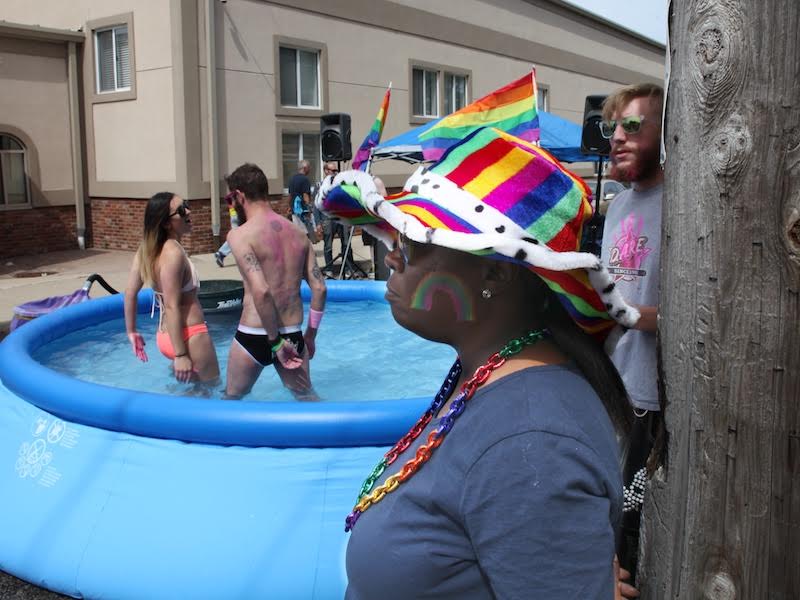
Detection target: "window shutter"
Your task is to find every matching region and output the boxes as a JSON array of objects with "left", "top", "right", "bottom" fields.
[
  {"left": 537, "top": 87, "right": 548, "bottom": 112},
  {"left": 0, "top": 135, "right": 22, "bottom": 151},
  {"left": 302, "top": 133, "right": 320, "bottom": 176},
  {"left": 424, "top": 70, "right": 437, "bottom": 117},
  {"left": 96, "top": 29, "right": 115, "bottom": 92},
  {"left": 279, "top": 47, "right": 298, "bottom": 106},
  {"left": 4, "top": 153, "right": 27, "bottom": 204},
  {"left": 298, "top": 50, "right": 319, "bottom": 107},
  {"left": 444, "top": 73, "right": 453, "bottom": 114},
  {"left": 115, "top": 27, "right": 131, "bottom": 90},
  {"left": 412, "top": 69, "right": 424, "bottom": 116},
  {"left": 282, "top": 132, "right": 300, "bottom": 189},
  {"left": 454, "top": 75, "right": 466, "bottom": 111}
]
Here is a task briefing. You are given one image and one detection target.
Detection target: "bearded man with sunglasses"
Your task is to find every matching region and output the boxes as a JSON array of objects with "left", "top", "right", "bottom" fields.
[
  {"left": 223, "top": 163, "right": 327, "bottom": 400},
  {"left": 599, "top": 82, "right": 664, "bottom": 587}
]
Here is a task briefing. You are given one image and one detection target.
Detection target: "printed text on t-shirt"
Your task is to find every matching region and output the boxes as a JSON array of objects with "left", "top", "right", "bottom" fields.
[{"left": 608, "top": 214, "right": 653, "bottom": 281}]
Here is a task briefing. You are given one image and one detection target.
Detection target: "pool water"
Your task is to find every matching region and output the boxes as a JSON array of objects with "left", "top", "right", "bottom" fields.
[{"left": 34, "top": 300, "right": 456, "bottom": 402}]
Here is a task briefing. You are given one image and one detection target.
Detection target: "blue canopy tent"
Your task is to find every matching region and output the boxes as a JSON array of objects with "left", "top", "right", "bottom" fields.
[{"left": 370, "top": 110, "right": 601, "bottom": 164}]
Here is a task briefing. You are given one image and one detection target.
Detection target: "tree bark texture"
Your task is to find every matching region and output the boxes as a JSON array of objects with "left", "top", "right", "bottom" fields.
[{"left": 638, "top": 1, "right": 800, "bottom": 598}]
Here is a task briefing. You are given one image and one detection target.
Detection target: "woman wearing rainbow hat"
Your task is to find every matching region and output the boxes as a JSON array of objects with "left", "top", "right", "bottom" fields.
[{"left": 320, "top": 126, "right": 638, "bottom": 598}]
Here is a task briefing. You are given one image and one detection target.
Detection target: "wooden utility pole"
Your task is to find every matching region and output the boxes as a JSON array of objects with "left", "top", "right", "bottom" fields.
[{"left": 638, "top": 0, "right": 800, "bottom": 597}]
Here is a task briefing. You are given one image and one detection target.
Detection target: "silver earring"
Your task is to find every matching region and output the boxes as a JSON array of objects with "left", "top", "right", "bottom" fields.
[{"left": 481, "top": 289, "right": 492, "bottom": 299}]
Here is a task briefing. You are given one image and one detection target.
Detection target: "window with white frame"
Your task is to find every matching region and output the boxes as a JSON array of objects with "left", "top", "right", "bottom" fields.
[
  {"left": 537, "top": 86, "right": 549, "bottom": 112},
  {"left": 279, "top": 46, "right": 320, "bottom": 108},
  {"left": 0, "top": 135, "right": 30, "bottom": 207},
  {"left": 281, "top": 132, "right": 321, "bottom": 192},
  {"left": 412, "top": 67, "right": 439, "bottom": 118},
  {"left": 95, "top": 25, "right": 131, "bottom": 94},
  {"left": 444, "top": 72, "right": 468, "bottom": 114}
]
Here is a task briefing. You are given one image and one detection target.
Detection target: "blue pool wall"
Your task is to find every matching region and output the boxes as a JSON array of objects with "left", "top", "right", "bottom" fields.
[
  {"left": 0, "top": 280, "right": 439, "bottom": 599},
  {"left": 0, "top": 280, "right": 431, "bottom": 447},
  {"left": 0, "top": 383, "right": 384, "bottom": 599}
]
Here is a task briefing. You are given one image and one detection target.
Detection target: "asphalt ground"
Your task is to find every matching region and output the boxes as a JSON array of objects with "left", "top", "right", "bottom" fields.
[{"left": 0, "top": 571, "right": 68, "bottom": 599}]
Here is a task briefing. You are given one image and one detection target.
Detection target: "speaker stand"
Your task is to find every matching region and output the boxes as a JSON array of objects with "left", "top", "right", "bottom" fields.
[
  {"left": 581, "top": 157, "right": 605, "bottom": 257},
  {"left": 320, "top": 225, "right": 368, "bottom": 280},
  {"left": 338, "top": 226, "right": 368, "bottom": 279}
]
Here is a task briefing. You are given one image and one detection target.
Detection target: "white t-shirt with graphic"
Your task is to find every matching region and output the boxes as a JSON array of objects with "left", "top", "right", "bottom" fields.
[{"left": 601, "top": 183, "right": 663, "bottom": 411}]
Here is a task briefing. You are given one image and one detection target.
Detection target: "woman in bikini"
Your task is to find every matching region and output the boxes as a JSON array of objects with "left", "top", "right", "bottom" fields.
[{"left": 124, "top": 191, "right": 220, "bottom": 383}]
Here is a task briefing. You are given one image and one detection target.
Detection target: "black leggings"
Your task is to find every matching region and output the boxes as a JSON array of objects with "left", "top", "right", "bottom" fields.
[{"left": 618, "top": 409, "right": 661, "bottom": 584}]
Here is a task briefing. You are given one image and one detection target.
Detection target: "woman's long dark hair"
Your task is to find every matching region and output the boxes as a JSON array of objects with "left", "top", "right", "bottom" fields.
[
  {"left": 525, "top": 270, "right": 634, "bottom": 438},
  {"left": 136, "top": 192, "right": 175, "bottom": 286}
]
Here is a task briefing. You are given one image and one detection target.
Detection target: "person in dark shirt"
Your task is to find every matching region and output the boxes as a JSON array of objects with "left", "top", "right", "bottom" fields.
[
  {"left": 319, "top": 127, "right": 640, "bottom": 599},
  {"left": 288, "top": 160, "right": 317, "bottom": 243}
]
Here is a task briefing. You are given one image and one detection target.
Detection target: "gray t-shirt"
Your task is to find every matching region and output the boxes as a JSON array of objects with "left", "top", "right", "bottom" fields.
[
  {"left": 601, "top": 183, "right": 663, "bottom": 411},
  {"left": 345, "top": 364, "right": 623, "bottom": 599}
]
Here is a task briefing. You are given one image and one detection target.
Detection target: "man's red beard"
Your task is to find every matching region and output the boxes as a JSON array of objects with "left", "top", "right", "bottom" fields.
[{"left": 609, "top": 142, "right": 661, "bottom": 183}]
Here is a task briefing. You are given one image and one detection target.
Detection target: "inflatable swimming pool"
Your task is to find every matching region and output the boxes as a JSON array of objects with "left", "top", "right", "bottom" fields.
[{"left": 0, "top": 281, "right": 436, "bottom": 599}]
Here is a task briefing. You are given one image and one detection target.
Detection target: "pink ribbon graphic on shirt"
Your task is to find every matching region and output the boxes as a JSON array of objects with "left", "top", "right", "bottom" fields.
[{"left": 609, "top": 214, "right": 652, "bottom": 280}]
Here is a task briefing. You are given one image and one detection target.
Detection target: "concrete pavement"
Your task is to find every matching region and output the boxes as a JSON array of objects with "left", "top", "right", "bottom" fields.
[{"left": 0, "top": 233, "right": 375, "bottom": 337}]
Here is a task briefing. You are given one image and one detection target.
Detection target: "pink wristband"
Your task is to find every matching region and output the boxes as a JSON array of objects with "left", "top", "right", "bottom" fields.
[{"left": 308, "top": 308, "right": 324, "bottom": 329}]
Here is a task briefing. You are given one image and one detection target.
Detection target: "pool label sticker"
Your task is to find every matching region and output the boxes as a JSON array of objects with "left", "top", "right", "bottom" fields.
[
  {"left": 15, "top": 416, "right": 80, "bottom": 487},
  {"left": 216, "top": 298, "right": 242, "bottom": 310}
]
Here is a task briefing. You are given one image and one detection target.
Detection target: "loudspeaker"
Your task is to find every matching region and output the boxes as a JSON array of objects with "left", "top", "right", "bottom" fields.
[
  {"left": 320, "top": 113, "right": 352, "bottom": 161},
  {"left": 580, "top": 95, "right": 610, "bottom": 156}
]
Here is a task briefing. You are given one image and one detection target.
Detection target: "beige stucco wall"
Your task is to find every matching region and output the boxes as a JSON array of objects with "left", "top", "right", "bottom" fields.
[
  {"left": 392, "top": 0, "right": 664, "bottom": 81},
  {"left": 0, "top": 37, "right": 74, "bottom": 206},
  {"left": 92, "top": 68, "right": 177, "bottom": 182},
  {"left": 84, "top": 1, "right": 177, "bottom": 193},
  {"left": 2, "top": 0, "right": 665, "bottom": 200},
  {"left": 2, "top": 0, "right": 179, "bottom": 196},
  {"left": 198, "top": 0, "right": 664, "bottom": 191},
  {"left": 411, "top": 0, "right": 665, "bottom": 126},
  {"left": 196, "top": 1, "right": 279, "bottom": 189},
  {"left": 1, "top": 1, "right": 173, "bottom": 73}
]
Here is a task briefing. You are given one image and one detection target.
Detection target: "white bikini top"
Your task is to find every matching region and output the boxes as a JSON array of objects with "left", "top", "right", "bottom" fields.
[
  {"left": 181, "top": 260, "right": 200, "bottom": 293},
  {"left": 151, "top": 254, "right": 200, "bottom": 325}
]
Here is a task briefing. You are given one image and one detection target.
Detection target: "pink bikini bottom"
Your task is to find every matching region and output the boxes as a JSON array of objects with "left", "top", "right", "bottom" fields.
[{"left": 156, "top": 323, "right": 209, "bottom": 360}]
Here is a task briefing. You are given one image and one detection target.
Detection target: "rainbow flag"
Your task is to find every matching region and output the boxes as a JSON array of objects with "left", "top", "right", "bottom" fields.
[
  {"left": 419, "top": 70, "right": 539, "bottom": 162},
  {"left": 351, "top": 84, "right": 392, "bottom": 171}
]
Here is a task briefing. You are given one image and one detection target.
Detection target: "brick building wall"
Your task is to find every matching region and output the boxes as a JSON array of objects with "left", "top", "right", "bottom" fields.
[
  {"left": 90, "top": 195, "right": 290, "bottom": 255},
  {"left": 0, "top": 205, "right": 82, "bottom": 258},
  {"left": 0, "top": 193, "right": 342, "bottom": 260},
  {"left": 90, "top": 198, "right": 147, "bottom": 252}
]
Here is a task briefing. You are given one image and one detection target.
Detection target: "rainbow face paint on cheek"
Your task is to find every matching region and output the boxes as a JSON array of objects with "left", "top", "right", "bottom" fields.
[{"left": 410, "top": 273, "right": 474, "bottom": 322}]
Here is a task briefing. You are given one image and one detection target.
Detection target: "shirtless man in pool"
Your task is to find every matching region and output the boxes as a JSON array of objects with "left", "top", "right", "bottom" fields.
[{"left": 223, "top": 163, "right": 327, "bottom": 399}]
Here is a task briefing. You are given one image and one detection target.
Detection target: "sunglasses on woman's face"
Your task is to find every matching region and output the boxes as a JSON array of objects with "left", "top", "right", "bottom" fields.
[
  {"left": 168, "top": 200, "right": 190, "bottom": 218},
  {"left": 599, "top": 115, "right": 647, "bottom": 139}
]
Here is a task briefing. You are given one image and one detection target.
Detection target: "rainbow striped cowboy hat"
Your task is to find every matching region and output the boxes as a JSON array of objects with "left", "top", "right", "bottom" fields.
[{"left": 318, "top": 127, "right": 639, "bottom": 340}]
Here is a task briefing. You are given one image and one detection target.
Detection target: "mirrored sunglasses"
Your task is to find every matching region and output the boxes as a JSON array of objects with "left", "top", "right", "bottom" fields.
[
  {"left": 168, "top": 200, "right": 191, "bottom": 218},
  {"left": 599, "top": 115, "right": 647, "bottom": 139}
]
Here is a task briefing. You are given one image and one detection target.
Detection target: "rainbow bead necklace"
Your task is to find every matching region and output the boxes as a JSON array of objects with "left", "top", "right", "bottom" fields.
[{"left": 345, "top": 329, "right": 548, "bottom": 532}]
